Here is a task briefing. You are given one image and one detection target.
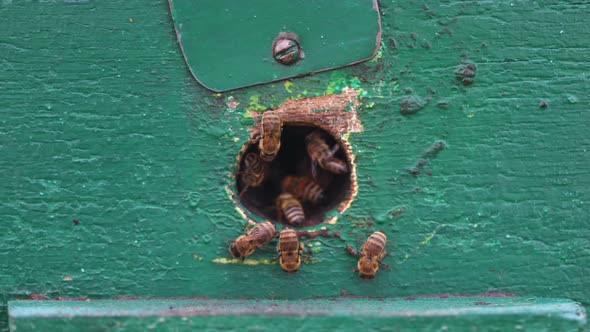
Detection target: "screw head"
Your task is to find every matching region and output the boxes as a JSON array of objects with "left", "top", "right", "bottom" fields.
[{"left": 272, "top": 32, "right": 305, "bottom": 66}]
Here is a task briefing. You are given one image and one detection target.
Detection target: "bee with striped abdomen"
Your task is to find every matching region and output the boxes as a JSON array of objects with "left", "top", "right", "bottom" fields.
[
  {"left": 345, "top": 231, "right": 388, "bottom": 279},
  {"left": 229, "top": 221, "right": 276, "bottom": 259},
  {"left": 275, "top": 227, "right": 304, "bottom": 272},
  {"left": 305, "top": 130, "right": 348, "bottom": 178},
  {"left": 276, "top": 193, "right": 305, "bottom": 226},
  {"left": 239, "top": 152, "right": 267, "bottom": 197},
  {"left": 259, "top": 111, "right": 283, "bottom": 162},
  {"left": 281, "top": 176, "right": 324, "bottom": 204}
]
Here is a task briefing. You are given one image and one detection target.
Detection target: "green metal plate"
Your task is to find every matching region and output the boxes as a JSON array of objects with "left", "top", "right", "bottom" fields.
[{"left": 168, "top": 0, "right": 381, "bottom": 92}]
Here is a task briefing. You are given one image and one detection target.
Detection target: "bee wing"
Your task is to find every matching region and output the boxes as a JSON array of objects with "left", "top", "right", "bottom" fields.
[{"left": 354, "top": 232, "right": 368, "bottom": 255}]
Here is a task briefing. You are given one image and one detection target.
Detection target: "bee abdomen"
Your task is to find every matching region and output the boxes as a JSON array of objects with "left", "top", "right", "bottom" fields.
[
  {"left": 301, "top": 183, "right": 324, "bottom": 203},
  {"left": 279, "top": 230, "right": 300, "bottom": 251},
  {"left": 277, "top": 193, "right": 305, "bottom": 225},
  {"left": 282, "top": 176, "right": 324, "bottom": 203},
  {"left": 364, "top": 231, "right": 387, "bottom": 253},
  {"left": 284, "top": 202, "right": 305, "bottom": 225}
]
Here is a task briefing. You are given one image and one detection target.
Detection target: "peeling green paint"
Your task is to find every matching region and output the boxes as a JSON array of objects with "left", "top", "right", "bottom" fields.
[
  {"left": 247, "top": 95, "right": 268, "bottom": 112},
  {"left": 325, "top": 72, "right": 364, "bottom": 95}
]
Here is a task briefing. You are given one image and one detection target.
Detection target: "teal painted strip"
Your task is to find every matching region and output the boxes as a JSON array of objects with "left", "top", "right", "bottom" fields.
[{"left": 8, "top": 298, "right": 586, "bottom": 332}]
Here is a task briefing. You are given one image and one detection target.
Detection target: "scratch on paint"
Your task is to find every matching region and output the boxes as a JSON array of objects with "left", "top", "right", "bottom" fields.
[
  {"left": 421, "top": 230, "right": 437, "bottom": 245},
  {"left": 212, "top": 258, "right": 276, "bottom": 265},
  {"left": 401, "top": 225, "right": 445, "bottom": 263}
]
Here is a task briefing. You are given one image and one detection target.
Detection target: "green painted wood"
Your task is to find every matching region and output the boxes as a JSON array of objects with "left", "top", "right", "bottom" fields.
[
  {"left": 1, "top": 0, "right": 589, "bottom": 331},
  {"left": 169, "top": 0, "right": 381, "bottom": 91},
  {"left": 8, "top": 298, "right": 586, "bottom": 332}
]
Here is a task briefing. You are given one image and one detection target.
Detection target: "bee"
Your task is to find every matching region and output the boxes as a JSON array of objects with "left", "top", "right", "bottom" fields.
[
  {"left": 229, "top": 221, "right": 276, "bottom": 259},
  {"left": 259, "top": 111, "right": 282, "bottom": 162},
  {"left": 276, "top": 193, "right": 305, "bottom": 226},
  {"left": 345, "top": 231, "right": 388, "bottom": 279},
  {"left": 305, "top": 130, "right": 348, "bottom": 178},
  {"left": 281, "top": 176, "right": 324, "bottom": 204},
  {"left": 239, "top": 153, "right": 267, "bottom": 197},
  {"left": 275, "top": 227, "right": 304, "bottom": 272}
]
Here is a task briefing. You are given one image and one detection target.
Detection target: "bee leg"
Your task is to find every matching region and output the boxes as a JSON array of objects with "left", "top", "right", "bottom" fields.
[
  {"left": 276, "top": 206, "right": 283, "bottom": 223},
  {"left": 379, "top": 262, "right": 391, "bottom": 271},
  {"left": 328, "top": 144, "right": 340, "bottom": 157},
  {"left": 311, "top": 160, "right": 318, "bottom": 179},
  {"left": 299, "top": 242, "right": 311, "bottom": 256},
  {"left": 345, "top": 245, "right": 359, "bottom": 257},
  {"left": 352, "top": 267, "right": 360, "bottom": 273},
  {"left": 239, "top": 185, "right": 249, "bottom": 198},
  {"left": 243, "top": 220, "right": 256, "bottom": 234},
  {"left": 271, "top": 254, "right": 281, "bottom": 262}
]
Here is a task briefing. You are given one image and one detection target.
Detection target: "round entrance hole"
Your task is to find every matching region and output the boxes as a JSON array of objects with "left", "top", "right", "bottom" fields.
[{"left": 236, "top": 125, "right": 352, "bottom": 227}]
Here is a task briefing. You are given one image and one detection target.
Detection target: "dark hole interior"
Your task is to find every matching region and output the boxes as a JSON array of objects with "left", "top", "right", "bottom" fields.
[{"left": 236, "top": 125, "right": 351, "bottom": 227}]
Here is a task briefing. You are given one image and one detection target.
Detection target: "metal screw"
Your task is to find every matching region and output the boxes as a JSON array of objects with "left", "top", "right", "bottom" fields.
[{"left": 272, "top": 32, "right": 305, "bottom": 66}]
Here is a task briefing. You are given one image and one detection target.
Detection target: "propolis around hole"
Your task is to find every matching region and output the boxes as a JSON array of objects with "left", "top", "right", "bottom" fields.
[{"left": 235, "top": 125, "right": 352, "bottom": 227}]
